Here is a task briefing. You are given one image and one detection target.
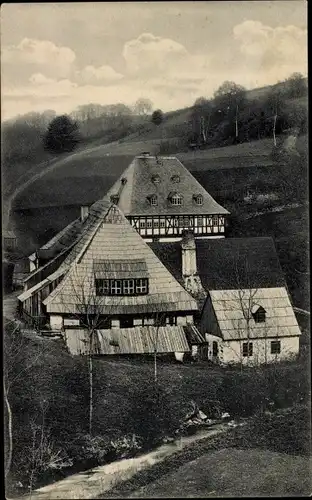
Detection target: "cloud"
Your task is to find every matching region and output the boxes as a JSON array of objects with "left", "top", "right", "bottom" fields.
[
  {"left": 233, "top": 20, "right": 307, "bottom": 80},
  {"left": 78, "top": 64, "right": 124, "bottom": 84},
  {"left": 123, "top": 32, "right": 189, "bottom": 76},
  {"left": 2, "top": 38, "right": 76, "bottom": 79}
]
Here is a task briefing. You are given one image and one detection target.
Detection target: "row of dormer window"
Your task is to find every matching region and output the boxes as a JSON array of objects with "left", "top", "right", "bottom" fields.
[
  {"left": 147, "top": 194, "right": 203, "bottom": 206},
  {"left": 151, "top": 174, "right": 180, "bottom": 184}
]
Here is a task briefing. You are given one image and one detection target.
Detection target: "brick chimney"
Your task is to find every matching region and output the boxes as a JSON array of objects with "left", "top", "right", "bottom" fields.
[
  {"left": 80, "top": 205, "right": 89, "bottom": 222},
  {"left": 181, "top": 230, "right": 206, "bottom": 300}
]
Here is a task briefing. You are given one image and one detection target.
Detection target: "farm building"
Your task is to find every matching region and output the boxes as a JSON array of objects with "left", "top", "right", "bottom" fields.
[
  {"left": 104, "top": 152, "right": 229, "bottom": 242},
  {"left": 19, "top": 153, "right": 301, "bottom": 364},
  {"left": 22, "top": 153, "right": 229, "bottom": 290},
  {"left": 150, "top": 234, "right": 302, "bottom": 365},
  {"left": 18, "top": 198, "right": 203, "bottom": 357}
]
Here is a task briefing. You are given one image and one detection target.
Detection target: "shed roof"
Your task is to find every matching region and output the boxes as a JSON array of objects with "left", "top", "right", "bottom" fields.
[
  {"left": 149, "top": 237, "right": 286, "bottom": 291},
  {"left": 65, "top": 325, "right": 190, "bottom": 355},
  {"left": 43, "top": 203, "right": 198, "bottom": 315},
  {"left": 209, "top": 288, "right": 301, "bottom": 340},
  {"left": 106, "top": 155, "right": 229, "bottom": 216}
]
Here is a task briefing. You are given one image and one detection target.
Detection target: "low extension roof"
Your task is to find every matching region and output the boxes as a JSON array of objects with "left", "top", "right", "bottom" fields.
[
  {"left": 149, "top": 237, "right": 286, "bottom": 291},
  {"left": 106, "top": 155, "right": 229, "bottom": 216},
  {"left": 65, "top": 325, "right": 190, "bottom": 356}
]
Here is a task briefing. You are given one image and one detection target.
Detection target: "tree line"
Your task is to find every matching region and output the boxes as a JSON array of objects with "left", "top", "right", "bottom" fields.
[{"left": 189, "top": 72, "right": 307, "bottom": 148}]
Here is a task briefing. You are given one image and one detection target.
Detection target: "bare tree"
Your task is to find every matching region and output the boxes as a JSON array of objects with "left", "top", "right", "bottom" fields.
[
  {"left": 4, "top": 320, "right": 46, "bottom": 479},
  {"left": 61, "top": 265, "right": 123, "bottom": 436}
]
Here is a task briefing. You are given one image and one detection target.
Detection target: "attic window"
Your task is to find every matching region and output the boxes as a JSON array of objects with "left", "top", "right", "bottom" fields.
[
  {"left": 151, "top": 174, "right": 161, "bottom": 184},
  {"left": 171, "top": 175, "right": 180, "bottom": 183},
  {"left": 121, "top": 178, "right": 127, "bottom": 185},
  {"left": 251, "top": 305, "right": 266, "bottom": 323},
  {"left": 193, "top": 194, "right": 203, "bottom": 205},
  {"left": 110, "top": 194, "right": 120, "bottom": 204},
  {"left": 148, "top": 194, "right": 158, "bottom": 206},
  {"left": 96, "top": 278, "right": 149, "bottom": 296},
  {"left": 169, "top": 193, "right": 183, "bottom": 206}
]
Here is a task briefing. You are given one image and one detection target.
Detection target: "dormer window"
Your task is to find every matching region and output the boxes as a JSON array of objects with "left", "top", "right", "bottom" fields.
[
  {"left": 110, "top": 194, "right": 120, "bottom": 204},
  {"left": 169, "top": 192, "right": 183, "bottom": 206},
  {"left": 193, "top": 194, "right": 203, "bottom": 205},
  {"left": 151, "top": 174, "right": 161, "bottom": 184},
  {"left": 96, "top": 278, "right": 149, "bottom": 296},
  {"left": 251, "top": 305, "right": 266, "bottom": 323},
  {"left": 121, "top": 178, "right": 127, "bottom": 185},
  {"left": 171, "top": 175, "right": 180, "bottom": 183},
  {"left": 147, "top": 194, "right": 158, "bottom": 206}
]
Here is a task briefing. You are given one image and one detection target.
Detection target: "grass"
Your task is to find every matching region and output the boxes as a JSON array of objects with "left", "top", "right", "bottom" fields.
[
  {"left": 128, "top": 448, "right": 312, "bottom": 498},
  {"left": 102, "top": 405, "right": 311, "bottom": 498}
]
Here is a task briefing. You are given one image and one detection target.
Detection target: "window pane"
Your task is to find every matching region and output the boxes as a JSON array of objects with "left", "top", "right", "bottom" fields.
[
  {"left": 123, "top": 279, "right": 134, "bottom": 295},
  {"left": 243, "top": 342, "right": 253, "bottom": 357},
  {"left": 197, "top": 217, "right": 203, "bottom": 226},
  {"left": 111, "top": 279, "right": 122, "bottom": 295},
  {"left": 271, "top": 341, "right": 281, "bottom": 354},
  {"left": 136, "top": 278, "right": 148, "bottom": 294}
]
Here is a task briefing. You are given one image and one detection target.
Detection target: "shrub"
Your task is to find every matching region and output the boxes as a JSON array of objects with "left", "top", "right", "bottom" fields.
[{"left": 233, "top": 404, "right": 311, "bottom": 456}]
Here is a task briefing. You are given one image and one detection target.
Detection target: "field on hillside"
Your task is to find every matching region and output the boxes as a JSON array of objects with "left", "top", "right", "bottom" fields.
[{"left": 128, "top": 448, "right": 311, "bottom": 498}]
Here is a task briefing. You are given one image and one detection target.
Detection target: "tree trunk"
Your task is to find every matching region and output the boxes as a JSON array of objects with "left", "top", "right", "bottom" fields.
[
  {"left": 154, "top": 349, "right": 157, "bottom": 384},
  {"left": 235, "top": 104, "right": 239, "bottom": 138},
  {"left": 273, "top": 113, "right": 277, "bottom": 147},
  {"left": 200, "top": 116, "right": 207, "bottom": 143},
  {"left": 89, "top": 353, "right": 93, "bottom": 436},
  {"left": 4, "top": 381, "right": 12, "bottom": 478}
]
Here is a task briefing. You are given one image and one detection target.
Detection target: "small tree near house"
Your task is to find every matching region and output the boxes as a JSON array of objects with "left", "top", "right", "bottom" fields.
[
  {"left": 60, "top": 265, "right": 119, "bottom": 437},
  {"left": 4, "top": 320, "right": 47, "bottom": 480}
]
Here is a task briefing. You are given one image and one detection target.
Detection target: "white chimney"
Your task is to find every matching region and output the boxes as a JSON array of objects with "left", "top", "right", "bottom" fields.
[
  {"left": 80, "top": 205, "right": 89, "bottom": 222},
  {"left": 181, "top": 230, "right": 206, "bottom": 299},
  {"left": 181, "top": 230, "right": 197, "bottom": 277}
]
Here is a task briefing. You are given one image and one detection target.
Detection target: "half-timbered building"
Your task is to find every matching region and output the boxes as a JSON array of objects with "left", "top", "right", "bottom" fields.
[{"left": 105, "top": 153, "right": 229, "bottom": 242}]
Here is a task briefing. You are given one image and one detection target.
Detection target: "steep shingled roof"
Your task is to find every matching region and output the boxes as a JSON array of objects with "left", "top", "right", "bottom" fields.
[
  {"left": 149, "top": 237, "right": 286, "bottom": 291},
  {"left": 210, "top": 288, "right": 301, "bottom": 340},
  {"left": 106, "top": 155, "right": 229, "bottom": 216},
  {"left": 43, "top": 204, "right": 198, "bottom": 315}
]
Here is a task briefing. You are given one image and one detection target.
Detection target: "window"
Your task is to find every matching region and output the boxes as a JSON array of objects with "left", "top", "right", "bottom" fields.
[
  {"left": 149, "top": 195, "right": 158, "bottom": 206},
  {"left": 271, "top": 340, "right": 281, "bottom": 354},
  {"left": 146, "top": 220, "right": 152, "bottom": 229},
  {"left": 153, "top": 220, "right": 159, "bottom": 229},
  {"left": 120, "top": 317, "right": 134, "bottom": 328},
  {"left": 151, "top": 174, "right": 160, "bottom": 184},
  {"left": 213, "top": 341, "right": 219, "bottom": 357},
  {"left": 110, "top": 194, "right": 119, "bottom": 204},
  {"left": 136, "top": 278, "right": 148, "bottom": 294},
  {"left": 243, "top": 342, "right": 253, "bottom": 357},
  {"left": 95, "top": 278, "right": 148, "bottom": 296},
  {"left": 160, "top": 220, "right": 166, "bottom": 228},
  {"left": 171, "top": 175, "right": 180, "bottom": 183},
  {"left": 219, "top": 216, "right": 225, "bottom": 225},
  {"left": 170, "top": 194, "right": 182, "bottom": 206},
  {"left": 123, "top": 279, "right": 135, "bottom": 295},
  {"left": 111, "top": 279, "right": 122, "bottom": 295},
  {"left": 212, "top": 215, "right": 219, "bottom": 226},
  {"left": 252, "top": 306, "right": 266, "bottom": 323},
  {"left": 197, "top": 217, "right": 203, "bottom": 226},
  {"left": 193, "top": 194, "right": 203, "bottom": 205},
  {"left": 96, "top": 279, "right": 110, "bottom": 295},
  {"left": 140, "top": 220, "right": 146, "bottom": 229}
]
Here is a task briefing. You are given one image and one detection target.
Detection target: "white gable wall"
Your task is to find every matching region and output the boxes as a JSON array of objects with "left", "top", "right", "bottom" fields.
[{"left": 222, "top": 336, "right": 299, "bottom": 365}]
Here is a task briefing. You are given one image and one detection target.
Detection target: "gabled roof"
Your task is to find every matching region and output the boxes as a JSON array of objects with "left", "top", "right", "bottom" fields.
[
  {"left": 149, "top": 237, "right": 286, "bottom": 291},
  {"left": 64, "top": 325, "right": 190, "bottom": 356},
  {"left": 210, "top": 288, "right": 301, "bottom": 340},
  {"left": 43, "top": 204, "right": 198, "bottom": 315},
  {"left": 106, "top": 155, "right": 229, "bottom": 216}
]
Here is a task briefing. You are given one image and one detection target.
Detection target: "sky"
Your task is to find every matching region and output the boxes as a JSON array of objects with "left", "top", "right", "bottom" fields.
[{"left": 1, "top": 1, "right": 308, "bottom": 120}]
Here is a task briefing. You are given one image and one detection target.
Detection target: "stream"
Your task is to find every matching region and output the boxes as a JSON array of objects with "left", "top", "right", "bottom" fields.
[{"left": 11, "top": 424, "right": 228, "bottom": 500}]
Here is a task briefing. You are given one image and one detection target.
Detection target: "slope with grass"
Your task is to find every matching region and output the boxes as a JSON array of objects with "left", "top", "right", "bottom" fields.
[{"left": 129, "top": 448, "right": 311, "bottom": 498}]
